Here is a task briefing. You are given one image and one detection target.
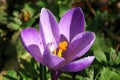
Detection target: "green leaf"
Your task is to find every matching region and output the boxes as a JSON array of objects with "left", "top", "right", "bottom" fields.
[
  {"left": 7, "top": 22, "right": 20, "bottom": 30},
  {"left": 3, "top": 70, "right": 18, "bottom": 80},
  {"left": 22, "top": 18, "right": 35, "bottom": 28},
  {"left": 109, "top": 48, "right": 116, "bottom": 65},
  {"left": 108, "top": 48, "right": 120, "bottom": 66},
  {"left": 116, "top": 51, "right": 120, "bottom": 64},
  {"left": 100, "top": 67, "right": 113, "bottom": 80},
  {"left": 94, "top": 48, "right": 107, "bottom": 63},
  {"left": 19, "top": 72, "right": 30, "bottom": 80},
  {"left": 99, "top": 67, "right": 120, "bottom": 80},
  {"left": 92, "top": 34, "right": 107, "bottom": 51},
  {"left": 13, "top": 17, "right": 22, "bottom": 25},
  {"left": 0, "top": 11, "right": 7, "bottom": 24},
  {"left": 92, "top": 34, "right": 108, "bottom": 63},
  {"left": 13, "top": 11, "right": 19, "bottom": 17},
  {"left": 36, "top": 1, "right": 47, "bottom": 7}
]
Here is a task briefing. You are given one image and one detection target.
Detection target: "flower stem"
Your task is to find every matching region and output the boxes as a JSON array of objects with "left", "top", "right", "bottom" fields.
[
  {"left": 40, "top": 64, "right": 47, "bottom": 80},
  {"left": 50, "top": 70, "right": 62, "bottom": 80}
]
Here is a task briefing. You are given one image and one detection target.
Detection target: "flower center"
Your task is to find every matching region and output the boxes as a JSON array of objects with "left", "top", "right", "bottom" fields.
[{"left": 53, "top": 41, "right": 68, "bottom": 57}]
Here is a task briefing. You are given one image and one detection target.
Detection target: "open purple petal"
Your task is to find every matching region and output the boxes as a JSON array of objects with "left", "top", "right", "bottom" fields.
[
  {"left": 20, "top": 28, "right": 44, "bottom": 64},
  {"left": 61, "top": 56, "right": 94, "bottom": 72},
  {"left": 40, "top": 8, "right": 59, "bottom": 48},
  {"left": 59, "top": 7, "right": 85, "bottom": 41},
  {"left": 43, "top": 48, "right": 65, "bottom": 70},
  {"left": 65, "top": 32, "right": 95, "bottom": 61},
  {"left": 28, "top": 45, "right": 45, "bottom": 65}
]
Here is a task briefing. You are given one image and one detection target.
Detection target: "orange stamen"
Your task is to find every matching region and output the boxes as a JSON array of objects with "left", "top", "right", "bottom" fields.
[{"left": 53, "top": 41, "right": 68, "bottom": 57}]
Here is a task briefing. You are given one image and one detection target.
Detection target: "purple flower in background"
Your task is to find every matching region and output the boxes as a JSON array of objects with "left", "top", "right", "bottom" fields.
[{"left": 20, "top": 7, "right": 95, "bottom": 80}]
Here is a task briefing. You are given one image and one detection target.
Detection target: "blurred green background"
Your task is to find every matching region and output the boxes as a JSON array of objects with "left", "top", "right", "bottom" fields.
[{"left": 0, "top": 0, "right": 120, "bottom": 80}]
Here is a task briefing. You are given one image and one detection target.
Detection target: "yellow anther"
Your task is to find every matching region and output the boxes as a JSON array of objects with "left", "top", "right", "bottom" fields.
[
  {"left": 53, "top": 41, "right": 68, "bottom": 57},
  {"left": 58, "top": 49, "right": 62, "bottom": 57},
  {"left": 53, "top": 49, "right": 57, "bottom": 55}
]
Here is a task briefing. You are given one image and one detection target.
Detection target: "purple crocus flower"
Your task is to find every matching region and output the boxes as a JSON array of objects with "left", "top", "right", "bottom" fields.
[{"left": 20, "top": 7, "right": 95, "bottom": 80}]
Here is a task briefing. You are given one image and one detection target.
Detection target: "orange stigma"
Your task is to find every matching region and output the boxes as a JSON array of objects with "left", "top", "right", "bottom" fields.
[{"left": 53, "top": 41, "right": 68, "bottom": 57}]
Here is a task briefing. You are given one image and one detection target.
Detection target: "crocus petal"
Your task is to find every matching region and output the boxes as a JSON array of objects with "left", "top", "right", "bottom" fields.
[
  {"left": 61, "top": 56, "right": 94, "bottom": 72},
  {"left": 20, "top": 28, "right": 44, "bottom": 64},
  {"left": 65, "top": 32, "right": 95, "bottom": 61},
  {"left": 28, "top": 45, "right": 45, "bottom": 65},
  {"left": 59, "top": 7, "right": 85, "bottom": 41},
  {"left": 43, "top": 48, "right": 65, "bottom": 70},
  {"left": 40, "top": 8, "right": 59, "bottom": 49}
]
